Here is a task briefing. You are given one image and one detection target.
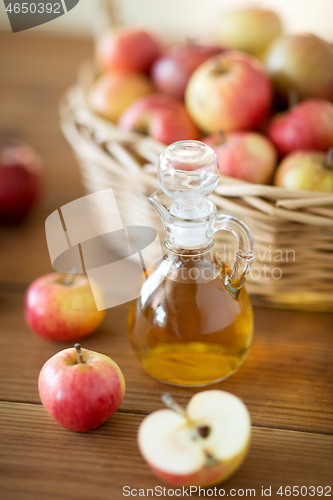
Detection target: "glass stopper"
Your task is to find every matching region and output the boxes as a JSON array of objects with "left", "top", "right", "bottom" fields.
[{"left": 158, "top": 141, "right": 219, "bottom": 218}]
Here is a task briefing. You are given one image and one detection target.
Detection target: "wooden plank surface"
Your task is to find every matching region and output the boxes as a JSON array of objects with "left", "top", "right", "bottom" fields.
[
  {"left": 0, "top": 33, "right": 88, "bottom": 210},
  {"left": 0, "top": 290, "right": 333, "bottom": 436},
  {"left": 1, "top": 402, "right": 332, "bottom": 500},
  {"left": 0, "top": 32, "right": 332, "bottom": 499}
]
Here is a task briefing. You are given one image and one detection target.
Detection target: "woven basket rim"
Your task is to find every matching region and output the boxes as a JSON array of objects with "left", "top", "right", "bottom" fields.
[
  {"left": 58, "top": 66, "right": 333, "bottom": 311},
  {"left": 59, "top": 61, "right": 333, "bottom": 228}
]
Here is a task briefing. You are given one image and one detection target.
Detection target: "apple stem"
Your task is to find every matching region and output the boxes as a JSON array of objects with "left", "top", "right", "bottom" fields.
[
  {"left": 74, "top": 343, "right": 84, "bottom": 364},
  {"left": 161, "top": 393, "right": 187, "bottom": 418},
  {"left": 288, "top": 90, "right": 299, "bottom": 110},
  {"left": 186, "top": 36, "right": 195, "bottom": 46},
  {"left": 217, "top": 130, "right": 226, "bottom": 145},
  {"left": 212, "top": 59, "right": 226, "bottom": 76},
  {"left": 62, "top": 268, "right": 78, "bottom": 286},
  {"left": 161, "top": 393, "right": 217, "bottom": 467},
  {"left": 327, "top": 148, "right": 333, "bottom": 170}
]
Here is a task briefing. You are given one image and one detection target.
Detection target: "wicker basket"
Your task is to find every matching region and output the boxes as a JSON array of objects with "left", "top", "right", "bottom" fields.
[{"left": 59, "top": 62, "right": 333, "bottom": 312}]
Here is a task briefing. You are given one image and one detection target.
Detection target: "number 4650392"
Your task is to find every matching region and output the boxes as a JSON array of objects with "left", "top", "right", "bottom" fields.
[
  {"left": 277, "top": 486, "right": 331, "bottom": 496},
  {"left": 5, "top": 3, "right": 61, "bottom": 14}
]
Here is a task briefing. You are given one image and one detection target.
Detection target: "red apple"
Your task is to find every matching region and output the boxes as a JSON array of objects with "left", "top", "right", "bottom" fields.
[
  {"left": 38, "top": 344, "right": 125, "bottom": 432},
  {"left": 25, "top": 272, "right": 105, "bottom": 342},
  {"left": 138, "top": 392, "right": 251, "bottom": 486},
  {"left": 151, "top": 43, "right": 224, "bottom": 100},
  {"left": 185, "top": 51, "right": 272, "bottom": 133},
  {"left": 96, "top": 28, "right": 161, "bottom": 74},
  {"left": 118, "top": 94, "right": 200, "bottom": 145},
  {"left": 264, "top": 34, "right": 333, "bottom": 102},
  {"left": 214, "top": 8, "right": 282, "bottom": 56},
  {"left": 274, "top": 150, "right": 333, "bottom": 192},
  {"left": 0, "top": 138, "right": 43, "bottom": 225},
  {"left": 204, "top": 132, "right": 277, "bottom": 184},
  {"left": 88, "top": 71, "right": 154, "bottom": 123},
  {"left": 268, "top": 99, "right": 333, "bottom": 157}
]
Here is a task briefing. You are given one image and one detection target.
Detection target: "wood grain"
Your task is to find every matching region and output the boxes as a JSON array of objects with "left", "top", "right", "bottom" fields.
[
  {"left": 0, "top": 291, "right": 332, "bottom": 435},
  {"left": 0, "top": 33, "right": 88, "bottom": 209},
  {"left": 1, "top": 402, "right": 332, "bottom": 500},
  {"left": 0, "top": 32, "right": 332, "bottom": 499}
]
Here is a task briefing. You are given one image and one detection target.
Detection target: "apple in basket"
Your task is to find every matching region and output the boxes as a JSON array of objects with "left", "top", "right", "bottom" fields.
[
  {"left": 138, "top": 391, "right": 251, "bottom": 486},
  {"left": 185, "top": 51, "right": 272, "bottom": 134},
  {"left": 268, "top": 99, "right": 333, "bottom": 157},
  {"left": 213, "top": 8, "right": 282, "bottom": 57},
  {"left": 25, "top": 272, "right": 105, "bottom": 341},
  {"left": 151, "top": 43, "right": 224, "bottom": 100},
  {"left": 118, "top": 94, "right": 200, "bottom": 145},
  {"left": 0, "top": 138, "right": 43, "bottom": 224},
  {"left": 274, "top": 149, "right": 333, "bottom": 192},
  {"left": 264, "top": 34, "right": 333, "bottom": 101},
  {"left": 204, "top": 131, "right": 277, "bottom": 184},
  {"left": 88, "top": 71, "right": 154, "bottom": 123},
  {"left": 96, "top": 28, "right": 161, "bottom": 74},
  {"left": 38, "top": 344, "right": 125, "bottom": 431}
]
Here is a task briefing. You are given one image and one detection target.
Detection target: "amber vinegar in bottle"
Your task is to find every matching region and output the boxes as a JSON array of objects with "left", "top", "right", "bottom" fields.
[{"left": 128, "top": 141, "right": 255, "bottom": 387}]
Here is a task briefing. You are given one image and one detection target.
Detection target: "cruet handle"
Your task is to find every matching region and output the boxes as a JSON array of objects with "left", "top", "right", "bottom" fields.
[{"left": 209, "top": 214, "right": 255, "bottom": 298}]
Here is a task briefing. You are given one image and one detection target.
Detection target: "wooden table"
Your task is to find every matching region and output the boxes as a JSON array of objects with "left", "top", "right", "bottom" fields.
[{"left": 0, "top": 33, "right": 332, "bottom": 500}]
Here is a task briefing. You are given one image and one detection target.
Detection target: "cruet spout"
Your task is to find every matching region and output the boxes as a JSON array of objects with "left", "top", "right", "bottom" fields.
[{"left": 148, "top": 190, "right": 173, "bottom": 225}]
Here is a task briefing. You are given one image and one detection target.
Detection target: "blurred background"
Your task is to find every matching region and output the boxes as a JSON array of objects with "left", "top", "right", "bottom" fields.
[
  {"left": 0, "top": 0, "right": 333, "bottom": 41},
  {"left": 1, "top": 0, "right": 333, "bottom": 308}
]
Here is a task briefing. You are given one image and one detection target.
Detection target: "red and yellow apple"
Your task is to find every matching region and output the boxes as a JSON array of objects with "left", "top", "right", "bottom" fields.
[
  {"left": 96, "top": 28, "right": 161, "bottom": 74},
  {"left": 151, "top": 43, "right": 224, "bottom": 100},
  {"left": 274, "top": 150, "right": 333, "bottom": 192},
  {"left": 38, "top": 344, "right": 125, "bottom": 432},
  {"left": 0, "top": 138, "right": 43, "bottom": 225},
  {"left": 264, "top": 34, "right": 333, "bottom": 102},
  {"left": 88, "top": 71, "right": 154, "bottom": 123},
  {"left": 214, "top": 8, "right": 282, "bottom": 56},
  {"left": 25, "top": 272, "right": 105, "bottom": 342},
  {"left": 185, "top": 51, "right": 272, "bottom": 133},
  {"left": 204, "top": 132, "right": 277, "bottom": 184},
  {"left": 118, "top": 94, "right": 200, "bottom": 145},
  {"left": 268, "top": 99, "right": 333, "bottom": 157},
  {"left": 138, "top": 391, "right": 251, "bottom": 486}
]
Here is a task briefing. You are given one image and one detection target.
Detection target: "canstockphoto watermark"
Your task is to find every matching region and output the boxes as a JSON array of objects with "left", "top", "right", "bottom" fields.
[
  {"left": 215, "top": 244, "right": 296, "bottom": 265},
  {"left": 215, "top": 244, "right": 296, "bottom": 281},
  {"left": 45, "top": 188, "right": 297, "bottom": 311},
  {"left": 123, "top": 485, "right": 332, "bottom": 497},
  {"left": 180, "top": 244, "right": 296, "bottom": 282},
  {"left": 45, "top": 188, "right": 163, "bottom": 311},
  {"left": 3, "top": 0, "right": 80, "bottom": 33},
  {"left": 123, "top": 485, "right": 257, "bottom": 497}
]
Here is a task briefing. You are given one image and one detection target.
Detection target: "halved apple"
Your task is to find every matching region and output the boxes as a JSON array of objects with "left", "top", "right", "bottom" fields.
[{"left": 138, "top": 391, "right": 251, "bottom": 487}]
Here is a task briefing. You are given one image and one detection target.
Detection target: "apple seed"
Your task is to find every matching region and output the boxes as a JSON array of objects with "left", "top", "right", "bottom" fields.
[{"left": 161, "top": 393, "right": 217, "bottom": 465}]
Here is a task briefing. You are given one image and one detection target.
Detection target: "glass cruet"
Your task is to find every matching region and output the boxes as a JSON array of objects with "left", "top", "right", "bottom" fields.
[{"left": 128, "top": 140, "right": 255, "bottom": 387}]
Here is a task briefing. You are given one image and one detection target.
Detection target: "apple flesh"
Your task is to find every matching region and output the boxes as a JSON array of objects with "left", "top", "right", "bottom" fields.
[
  {"left": 264, "top": 34, "right": 333, "bottom": 102},
  {"left": 268, "top": 99, "right": 333, "bottom": 157},
  {"left": 88, "top": 71, "right": 154, "bottom": 123},
  {"left": 185, "top": 51, "right": 272, "bottom": 133},
  {"left": 274, "top": 150, "right": 333, "bottom": 192},
  {"left": 204, "top": 132, "right": 277, "bottom": 184},
  {"left": 151, "top": 43, "right": 224, "bottom": 100},
  {"left": 0, "top": 138, "right": 43, "bottom": 225},
  {"left": 118, "top": 94, "right": 200, "bottom": 145},
  {"left": 96, "top": 28, "right": 161, "bottom": 74},
  {"left": 38, "top": 344, "right": 125, "bottom": 432},
  {"left": 214, "top": 8, "right": 282, "bottom": 56},
  {"left": 138, "top": 391, "right": 251, "bottom": 487},
  {"left": 25, "top": 272, "right": 105, "bottom": 342}
]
